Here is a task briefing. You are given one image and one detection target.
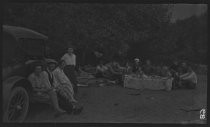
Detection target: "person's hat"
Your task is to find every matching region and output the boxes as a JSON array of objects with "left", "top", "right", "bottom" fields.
[
  {"left": 68, "top": 47, "right": 73, "bottom": 50},
  {"left": 134, "top": 58, "right": 140, "bottom": 62},
  {"left": 45, "top": 58, "right": 58, "bottom": 65}
]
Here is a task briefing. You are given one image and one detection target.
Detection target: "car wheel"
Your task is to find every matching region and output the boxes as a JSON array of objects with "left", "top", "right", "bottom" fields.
[{"left": 3, "top": 86, "right": 29, "bottom": 123}]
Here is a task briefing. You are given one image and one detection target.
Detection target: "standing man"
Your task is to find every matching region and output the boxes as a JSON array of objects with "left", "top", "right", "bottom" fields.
[{"left": 61, "top": 47, "right": 78, "bottom": 94}]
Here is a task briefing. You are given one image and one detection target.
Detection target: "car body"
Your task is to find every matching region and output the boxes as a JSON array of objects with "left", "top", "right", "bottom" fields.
[{"left": 3, "top": 25, "right": 50, "bottom": 122}]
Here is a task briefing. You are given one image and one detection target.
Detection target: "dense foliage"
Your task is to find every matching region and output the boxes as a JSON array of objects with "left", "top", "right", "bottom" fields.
[{"left": 4, "top": 3, "right": 207, "bottom": 66}]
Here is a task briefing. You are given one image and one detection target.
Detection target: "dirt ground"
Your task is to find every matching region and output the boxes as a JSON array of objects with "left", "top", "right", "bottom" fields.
[{"left": 25, "top": 74, "right": 207, "bottom": 123}]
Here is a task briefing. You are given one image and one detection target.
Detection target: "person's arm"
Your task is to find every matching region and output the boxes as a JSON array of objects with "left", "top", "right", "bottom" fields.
[
  {"left": 169, "top": 67, "right": 175, "bottom": 72},
  {"left": 61, "top": 54, "right": 66, "bottom": 60},
  {"left": 180, "top": 69, "right": 190, "bottom": 77},
  {"left": 28, "top": 75, "right": 36, "bottom": 88},
  {"left": 181, "top": 72, "right": 194, "bottom": 80},
  {"left": 42, "top": 72, "right": 53, "bottom": 90},
  {"left": 52, "top": 74, "right": 59, "bottom": 88},
  {"left": 167, "top": 71, "right": 172, "bottom": 77},
  {"left": 53, "top": 70, "right": 63, "bottom": 85}
]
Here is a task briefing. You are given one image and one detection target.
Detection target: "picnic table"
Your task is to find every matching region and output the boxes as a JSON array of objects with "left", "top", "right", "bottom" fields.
[{"left": 124, "top": 74, "right": 173, "bottom": 91}]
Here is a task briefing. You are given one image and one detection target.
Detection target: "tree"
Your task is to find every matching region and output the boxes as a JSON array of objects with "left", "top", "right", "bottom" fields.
[{"left": 4, "top": 3, "right": 175, "bottom": 65}]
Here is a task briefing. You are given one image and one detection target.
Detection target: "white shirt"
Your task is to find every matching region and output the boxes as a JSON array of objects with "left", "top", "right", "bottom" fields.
[{"left": 61, "top": 53, "right": 76, "bottom": 66}]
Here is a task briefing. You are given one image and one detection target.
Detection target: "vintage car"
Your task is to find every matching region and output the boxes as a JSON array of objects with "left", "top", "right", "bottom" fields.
[{"left": 2, "top": 25, "right": 52, "bottom": 122}]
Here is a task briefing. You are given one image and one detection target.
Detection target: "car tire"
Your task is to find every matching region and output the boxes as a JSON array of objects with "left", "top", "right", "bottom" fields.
[{"left": 3, "top": 86, "right": 29, "bottom": 123}]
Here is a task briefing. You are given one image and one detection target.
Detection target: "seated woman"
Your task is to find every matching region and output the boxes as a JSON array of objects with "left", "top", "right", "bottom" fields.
[
  {"left": 179, "top": 63, "right": 197, "bottom": 89},
  {"left": 131, "top": 58, "right": 142, "bottom": 74},
  {"left": 95, "top": 60, "right": 110, "bottom": 78},
  {"left": 53, "top": 60, "right": 83, "bottom": 114},
  {"left": 28, "top": 63, "right": 65, "bottom": 115},
  {"left": 107, "top": 60, "right": 126, "bottom": 85},
  {"left": 94, "top": 60, "right": 122, "bottom": 84}
]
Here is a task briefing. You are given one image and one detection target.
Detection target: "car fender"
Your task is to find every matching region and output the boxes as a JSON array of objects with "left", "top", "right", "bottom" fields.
[{"left": 3, "top": 76, "right": 31, "bottom": 112}]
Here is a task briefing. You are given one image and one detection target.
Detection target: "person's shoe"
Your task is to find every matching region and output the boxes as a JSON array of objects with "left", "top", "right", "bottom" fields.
[
  {"left": 54, "top": 109, "right": 66, "bottom": 117},
  {"left": 108, "top": 80, "right": 116, "bottom": 84},
  {"left": 73, "top": 106, "right": 83, "bottom": 115},
  {"left": 56, "top": 108, "right": 66, "bottom": 113}
]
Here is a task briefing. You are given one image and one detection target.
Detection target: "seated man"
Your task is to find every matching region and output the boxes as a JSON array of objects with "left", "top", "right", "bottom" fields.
[
  {"left": 131, "top": 58, "right": 142, "bottom": 74},
  {"left": 28, "top": 63, "right": 65, "bottom": 115},
  {"left": 170, "top": 60, "right": 180, "bottom": 74},
  {"left": 46, "top": 59, "right": 77, "bottom": 103},
  {"left": 105, "top": 60, "right": 124, "bottom": 85},
  {"left": 160, "top": 65, "right": 172, "bottom": 77},
  {"left": 142, "top": 59, "right": 155, "bottom": 75},
  {"left": 179, "top": 63, "right": 197, "bottom": 89},
  {"left": 53, "top": 60, "right": 83, "bottom": 114}
]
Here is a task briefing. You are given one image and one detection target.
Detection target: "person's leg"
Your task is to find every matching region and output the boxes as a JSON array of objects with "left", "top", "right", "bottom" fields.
[
  {"left": 71, "top": 68, "right": 78, "bottom": 93},
  {"left": 61, "top": 86, "right": 83, "bottom": 115},
  {"left": 48, "top": 90, "right": 65, "bottom": 113},
  {"left": 118, "top": 74, "right": 124, "bottom": 86},
  {"left": 56, "top": 90, "right": 74, "bottom": 114},
  {"left": 63, "top": 85, "right": 78, "bottom": 103},
  {"left": 64, "top": 66, "right": 71, "bottom": 80},
  {"left": 64, "top": 66, "right": 78, "bottom": 93}
]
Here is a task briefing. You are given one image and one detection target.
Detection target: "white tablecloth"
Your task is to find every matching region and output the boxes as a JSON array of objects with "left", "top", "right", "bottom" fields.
[{"left": 124, "top": 75, "right": 173, "bottom": 91}]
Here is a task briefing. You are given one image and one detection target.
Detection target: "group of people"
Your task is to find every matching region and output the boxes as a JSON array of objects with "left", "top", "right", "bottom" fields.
[
  {"left": 28, "top": 47, "right": 83, "bottom": 116},
  {"left": 95, "top": 57, "right": 197, "bottom": 89},
  {"left": 27, "top": 46, "right": 198, "bottom": 116},
  {"left": 170, "top": 60, "right": 197, "bottom": 89},
  {"left": 95, "top": 59, "right": 125, "bottom": 85}
]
